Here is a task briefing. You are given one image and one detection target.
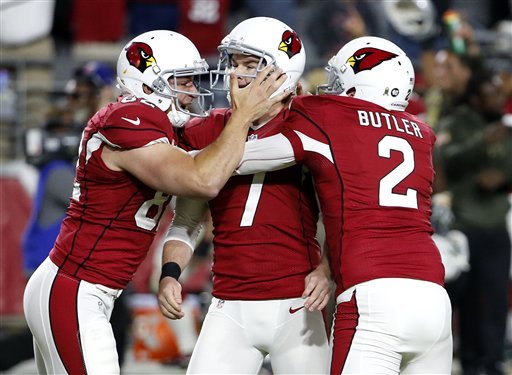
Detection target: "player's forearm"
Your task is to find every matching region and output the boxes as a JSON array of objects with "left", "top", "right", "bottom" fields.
[
  {"left": 318, "top": 250, "right": 332, "bottom": 278},
  {"left": 192, "top": 111, "right": 251, "bottom": 196},
  {"left": 162, "top": 240, "right": 194, "bottom": 272}
]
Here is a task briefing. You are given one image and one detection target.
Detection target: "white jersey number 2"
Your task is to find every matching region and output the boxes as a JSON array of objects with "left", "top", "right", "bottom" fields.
[{"left": 378, "top": 136, "right": 418, "bottom": 209}]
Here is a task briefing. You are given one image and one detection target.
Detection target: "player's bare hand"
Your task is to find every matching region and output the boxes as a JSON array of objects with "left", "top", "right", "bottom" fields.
[
  {"left": 229, "top": 65, "right": 289, "bottom": 123},
  {"left": 302, "top": 264, "right": 332, "bottom": 312},
  {"left": 158, "top": 277, "right": 185, "bottom": 320},
  {"left": 295, "top": 81, "right": 312, "bottom": 96}
]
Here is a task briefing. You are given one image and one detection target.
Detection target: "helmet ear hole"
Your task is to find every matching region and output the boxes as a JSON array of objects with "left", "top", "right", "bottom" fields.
[
  {"left": 142, "top": 84, "right": 154, "bottom": 94},
  {"left": 346, "top": 87, "right": 356, "bottom": 97}
]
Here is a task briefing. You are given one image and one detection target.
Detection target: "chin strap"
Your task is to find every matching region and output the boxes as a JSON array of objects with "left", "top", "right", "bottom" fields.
[{"left": 167, "top": 101, "right": 191, "bottom": 128}]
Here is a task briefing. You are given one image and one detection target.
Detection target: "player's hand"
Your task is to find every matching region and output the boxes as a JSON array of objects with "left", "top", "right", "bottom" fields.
[
  {"left": 229, "top": 65, "right": 289, "bottom": 123},
  {"left": 158, "top": 277, "right": 185, "bottom": 320},
  {"left": 295, "top": 81, "right": 312, "bottom": 96},
  {"left": 302, "top": 263, "right": 332, "bottom": 312}
]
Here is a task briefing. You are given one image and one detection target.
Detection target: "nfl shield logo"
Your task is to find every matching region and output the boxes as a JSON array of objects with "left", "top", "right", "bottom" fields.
[{"left": 248, "top": 134, "right": 258, "bottom": 141}]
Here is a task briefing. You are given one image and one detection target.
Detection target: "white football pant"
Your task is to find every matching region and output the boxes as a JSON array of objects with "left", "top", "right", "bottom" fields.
[
  {"left": 331, "top": 278, "right": 452, "bottom": 374},
  {"left": 23, "top": 257, "right": 121, "bottom": 375},
  {"left": 187, "top": 296, "right": 330, "bottom": 374}
]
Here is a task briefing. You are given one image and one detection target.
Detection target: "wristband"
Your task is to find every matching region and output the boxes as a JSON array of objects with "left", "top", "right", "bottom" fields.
[{"left": 159, "top": 262, "right": 182, "bottom": 282}]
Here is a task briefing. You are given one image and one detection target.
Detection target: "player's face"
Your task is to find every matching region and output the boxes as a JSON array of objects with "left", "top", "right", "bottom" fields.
[
  {"left": 230, "top": 54, "right": 264, "bottom": 88},
  {"left": 170, "top": 75, "right": 199, "bottom": 108}
]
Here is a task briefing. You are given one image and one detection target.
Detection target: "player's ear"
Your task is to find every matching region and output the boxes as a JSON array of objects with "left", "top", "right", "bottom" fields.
[{"left": 295, "top": 82, "right": 304, "bottom": 96}]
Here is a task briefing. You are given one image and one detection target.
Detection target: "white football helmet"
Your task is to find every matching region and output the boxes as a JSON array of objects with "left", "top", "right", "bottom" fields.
[
  {"left": 318, "top": 36, "right": 415, "bottom": 111},
  {"left": 383, "top": 0, "right": 437, "bottom": 42},
  {"left": 117, "top": 30, "right": 213, "bottom": 127},
  {"left": 210, "top": 17, "right": 306, "bottom": 99}
]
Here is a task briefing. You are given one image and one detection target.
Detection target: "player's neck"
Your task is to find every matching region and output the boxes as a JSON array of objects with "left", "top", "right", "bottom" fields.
[
  {"left": 251, "top": 115, "right": 273, "bottom": 130},
  {"left": 252, "top": 103, "right": 285, "bottom": 129}
]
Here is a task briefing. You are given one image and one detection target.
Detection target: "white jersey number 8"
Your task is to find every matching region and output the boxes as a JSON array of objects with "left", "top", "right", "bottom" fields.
[{"left": 135, "top": 191, "right": 170, "bottom": 230}]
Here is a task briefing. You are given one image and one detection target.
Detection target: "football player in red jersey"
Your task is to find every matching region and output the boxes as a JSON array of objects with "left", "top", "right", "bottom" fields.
[
  {"left": 157, "top": 18, "right": 332, "bottom": 374},
  {"left": 22, "top": 30, "right": 288, "bottom": 375},
  {"left": 234, "top": 36, "right": 453, "bottom": 374}
]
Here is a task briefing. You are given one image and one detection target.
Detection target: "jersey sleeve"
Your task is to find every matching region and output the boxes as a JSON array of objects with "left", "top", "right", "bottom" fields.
[
  {"left": 282, "top": 96, "right": 334, "bottom": 164},
  {"left": 99, "top": 98, "right": 176, "bottom": 150},
  {"left": 165, "top": 197, "right": 208, "bottom": 251},
  {"left": 235, "top": 133, "right": 296, "bottom": 175},
  {"left": 282, "top": 124, "right": 307, "bottom": 163}
]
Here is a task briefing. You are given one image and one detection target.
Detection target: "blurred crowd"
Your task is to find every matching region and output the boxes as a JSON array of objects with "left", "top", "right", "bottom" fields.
[{"left": 1, "top": 0, "right": 512, "bottom": 374}]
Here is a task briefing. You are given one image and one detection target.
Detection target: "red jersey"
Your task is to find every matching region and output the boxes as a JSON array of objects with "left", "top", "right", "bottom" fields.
[
  {"left": 282, "top": 95, "right": 444, "bottom": 296},
  {"left": 50, "top": 96, "right": 176, "bottom": 289},
  {"left": 180, "top": 109, "right": 321, "bottom": 300}
]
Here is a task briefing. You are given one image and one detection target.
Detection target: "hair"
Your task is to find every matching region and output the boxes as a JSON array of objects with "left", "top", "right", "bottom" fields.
[{"left": 459, "top": 67, "right": 495, "bottom": 106}]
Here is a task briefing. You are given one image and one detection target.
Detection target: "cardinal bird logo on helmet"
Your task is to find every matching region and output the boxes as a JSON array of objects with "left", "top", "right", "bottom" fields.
[
  {"left": 126, "top": 42, "right": 156, "bottom": 73},
  {"left": 347, "top": 47, "right": 398, "bottom": 74},
  {"left": 278, "top": 30, "right": 302, "bottom": 59}
]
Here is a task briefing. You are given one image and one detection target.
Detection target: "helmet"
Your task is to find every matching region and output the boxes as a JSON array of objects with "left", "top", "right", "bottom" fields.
[
  {"left": 210, "top": 17, "right": 306, "bottom": 98},
  {"left": 117, "top": 30, "right": 213, "bottom": 127},
  {"left": 383, "top": 0, "right": 437, "bottom": 42},
  {"left": 432, "top": 230, "right": 470, "bottom": 282},
  {"left": 318, "top": 36, "right": 415, "bottom": 111}
]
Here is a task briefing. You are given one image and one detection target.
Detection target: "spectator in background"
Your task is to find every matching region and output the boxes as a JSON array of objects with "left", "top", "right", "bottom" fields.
[
  {"left": 22, "top": 111, "right": 79, "bottom": 276},
  {"left": 436, "top": 69, "right": 512, "bottom": 375},
  {"left": 71, "top": 0, "right": 125, "bottom": 42},
  {"left": 127, "top": 0, "right": 230, "bottom": 59},
  {"left": 451, "top": 0, "right": 511, "bottom": 31},
  {"left": 244, "top": 0, "right": 297, "bottom": 32},
  {"left": 64, "top": 61, "right": 117, "bottom": 126},
  {"left": 180, "top": 0, "right": 230, "bottom": 58},
  {"left": 500, "top": 65, "right": 512, "bottom": 116},
  {"left": 424, "top": 50, "right": 483, "bottom": 130},
  {"left": 306, "top": 0, "right": 367, "bottom": 62},
  {"left": 128, "top": 0, "right": 179, "bottom": 39}
]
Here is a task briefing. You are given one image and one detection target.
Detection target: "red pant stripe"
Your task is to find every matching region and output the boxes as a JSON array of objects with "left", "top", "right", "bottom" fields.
[
  {"left": 331, "top": 291, "right": 359, "bottom": 375},
  {"left": 49, "top": 272, "right": 87, "bottom": 375}
]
